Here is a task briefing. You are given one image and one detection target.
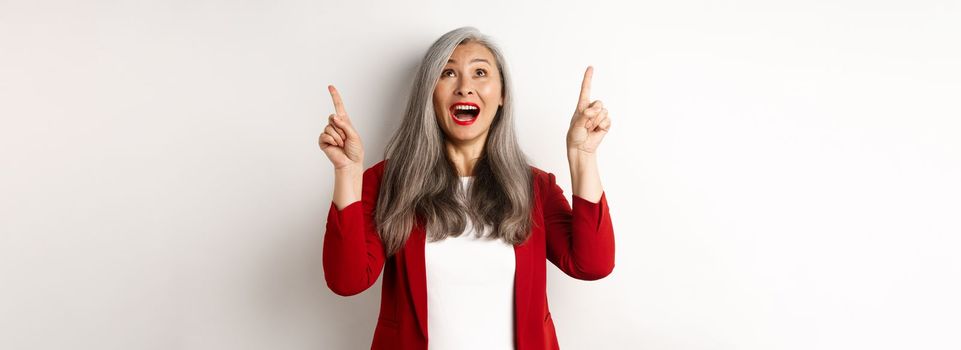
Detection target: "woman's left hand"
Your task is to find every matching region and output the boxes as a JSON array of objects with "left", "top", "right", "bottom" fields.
[{"left": 567, "top": 66, "right": 611, "bottom": 154}]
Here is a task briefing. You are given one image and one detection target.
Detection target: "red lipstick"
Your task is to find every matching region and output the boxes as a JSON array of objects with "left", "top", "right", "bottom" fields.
[{"left": 449, "top": 102, "right": 480, "bottom": 126}]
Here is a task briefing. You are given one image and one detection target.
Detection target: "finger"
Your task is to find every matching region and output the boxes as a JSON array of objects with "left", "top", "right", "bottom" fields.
[
  {"left": 328, "top": 85, "right": 347, "bottom": 116},
  {"left": 332, "top": 124, "right": 347, "bottom": 147},
  {"left": 328, "top": 115, "right": 347, "bottom": 141},
  {"left": 577, "top": 66, "right": 593, "bottom": 111},
  {"left": 320, "top": 133, "right": 341, "bottom": 148},
  {"left": 589, "top": 109, "right": 608, "bottom": 129},
  {"left": 331, "top": 114, "right": 358, "bottom": 140},
  {"left": 326, "top": 125, "right": 344, "bottom": 147},
  {"left": 324, "top": 125, "right": 343, "bottom": 147},
  {"left": 583, "top": 106, "right": 603, "bottom": 119},
  {"left": 598, "top": 115, "right": 611, "bottom": 131},
  {"left": 320, "top": 133, "right": 336, "bottom": 147},
  {"left": 588, "top": 100, "right": 603, "bottom": 110},
  {"left": 334, "top": 123, "right": 347, "bottom": 143},
  {"left": 582, "top": 101, "right": 604, "bottom": 118},
  {"left": 332, "top": 112, "right": 360, "bottom": 140}
]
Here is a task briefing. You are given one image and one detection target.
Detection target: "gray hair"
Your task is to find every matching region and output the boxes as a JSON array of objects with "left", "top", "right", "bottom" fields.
[{"left": 375, "top": 26, "right": 534, "bottom": 257}]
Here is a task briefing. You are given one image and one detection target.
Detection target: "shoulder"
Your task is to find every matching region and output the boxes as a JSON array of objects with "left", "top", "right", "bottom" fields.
[
  {"left": 368, "top": 159, "right": 388, "bottom": 174},
  {"left": 528, "top": 164, "right": 555, "bottom": 190},
  {"left": 358, "top": 159, "right": 389, "bottom": 184},
  {"left": 529, "top": 164, "right": 547, "bottom": 178}
]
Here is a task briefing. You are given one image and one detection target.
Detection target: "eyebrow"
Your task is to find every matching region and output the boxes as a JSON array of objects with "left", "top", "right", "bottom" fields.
[{"left": 447, "top": 58, "right": 492, "bottom": 65}]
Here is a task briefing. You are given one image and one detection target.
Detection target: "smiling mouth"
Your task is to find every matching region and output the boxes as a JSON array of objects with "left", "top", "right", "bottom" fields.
[{"left": 449, "top": 103, "right": 480, "bottom": 121}]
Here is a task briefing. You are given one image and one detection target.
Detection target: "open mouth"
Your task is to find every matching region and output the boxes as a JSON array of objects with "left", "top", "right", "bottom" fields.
[{"left": 449, "top": 102, "right": 480, "bottom": 124}]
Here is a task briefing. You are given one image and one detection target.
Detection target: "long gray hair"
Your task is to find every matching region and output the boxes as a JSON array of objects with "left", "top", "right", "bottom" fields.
[{"left": 375, "top": 26, "right": 534, "bottom": 257}]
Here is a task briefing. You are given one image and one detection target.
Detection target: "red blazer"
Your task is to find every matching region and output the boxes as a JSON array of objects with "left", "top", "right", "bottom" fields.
[{"left": 323, "top": 159, "right": 615, "bottom": 350}]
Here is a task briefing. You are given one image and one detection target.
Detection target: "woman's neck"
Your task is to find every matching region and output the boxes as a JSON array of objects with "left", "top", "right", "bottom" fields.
[{"left": 444, "top": 140, "right": 484, "bottom": 177}]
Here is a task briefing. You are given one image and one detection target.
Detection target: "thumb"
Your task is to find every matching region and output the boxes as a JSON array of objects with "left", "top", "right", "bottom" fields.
[{"left": 332, "top": 116, "right": 359, "bottom": 140}]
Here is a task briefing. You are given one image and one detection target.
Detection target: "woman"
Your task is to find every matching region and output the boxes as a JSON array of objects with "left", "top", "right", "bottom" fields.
[{"left": 318, "top": 26, "right": 614, "bottom": 350}]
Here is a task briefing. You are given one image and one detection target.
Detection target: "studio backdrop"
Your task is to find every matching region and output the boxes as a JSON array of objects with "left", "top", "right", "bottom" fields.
[{"left": 1, "top": 0, "right": 959, "bottom": 349}]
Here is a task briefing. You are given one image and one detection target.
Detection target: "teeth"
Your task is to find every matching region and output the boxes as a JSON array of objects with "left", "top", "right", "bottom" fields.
[{"left": 454, "top": 105, "right": 478, "bottom": 110}]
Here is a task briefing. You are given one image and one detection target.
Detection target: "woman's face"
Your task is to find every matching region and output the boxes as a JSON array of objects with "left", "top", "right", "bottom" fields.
[{"left": 432, "top": 41, "right": 503, "bottom": 145}]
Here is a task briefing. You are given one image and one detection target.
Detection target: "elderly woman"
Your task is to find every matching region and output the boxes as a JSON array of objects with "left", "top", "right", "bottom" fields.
[{"left": 319, "top": 26, "right": 614, "bottom": 350}]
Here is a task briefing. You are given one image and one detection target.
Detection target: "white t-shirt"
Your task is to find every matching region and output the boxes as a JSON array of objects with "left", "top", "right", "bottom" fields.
[{"left": 424, "top": 176, "right": 516, "bottom": 350}]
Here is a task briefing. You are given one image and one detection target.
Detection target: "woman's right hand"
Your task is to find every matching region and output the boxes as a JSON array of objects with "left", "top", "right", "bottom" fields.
[{"left": 319, "top": 85, "right": 364, "bottom": 170}]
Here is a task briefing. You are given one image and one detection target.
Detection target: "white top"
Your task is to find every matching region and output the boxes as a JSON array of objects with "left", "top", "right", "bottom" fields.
[{"left": 424, "top": 176, "right": 516, "bottom": 350}]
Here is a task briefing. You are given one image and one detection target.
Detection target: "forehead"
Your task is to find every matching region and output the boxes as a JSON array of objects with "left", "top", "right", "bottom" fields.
[{"left": 447, "top": 41, "right": 496, "bottom": 65}]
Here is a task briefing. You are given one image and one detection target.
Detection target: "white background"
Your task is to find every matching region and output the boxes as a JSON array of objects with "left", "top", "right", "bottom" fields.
[{"left": 2, "top": 0, "right": 959, "bottom": 349}]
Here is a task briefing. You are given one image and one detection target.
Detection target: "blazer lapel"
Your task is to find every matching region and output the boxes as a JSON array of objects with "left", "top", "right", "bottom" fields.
[
  {"left": 514, "top": 172, "right": 541, "bottom": 334},
  {"left": 404, "top": 217, "right": 429, "bottom": 339},
  {"left": 513, "top": 232, "right": 534, "bottom": 338}
]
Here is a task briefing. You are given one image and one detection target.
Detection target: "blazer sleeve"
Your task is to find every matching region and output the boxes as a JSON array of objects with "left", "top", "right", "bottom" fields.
[
  {"left": 542, "top": 171, "right": 615, "bottom": 281},
  {"left": 322, "top": 164, "right": 387, "bottom": 296}
]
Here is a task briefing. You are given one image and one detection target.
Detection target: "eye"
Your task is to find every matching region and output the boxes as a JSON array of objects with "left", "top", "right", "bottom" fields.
[
  {"left": 442, "top": 69, "right": 455, "bottom": 77},
  {"left": 476, "top": 69, "right": 487, "bottom": 77}
]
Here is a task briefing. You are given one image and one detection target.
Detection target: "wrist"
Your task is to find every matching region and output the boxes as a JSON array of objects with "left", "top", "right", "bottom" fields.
[
  {"left": 567, "top": 148, "right": 596, "bottom": 162},
  {"left": 334, "top": 162, "right": 364, "bottom": 174}
]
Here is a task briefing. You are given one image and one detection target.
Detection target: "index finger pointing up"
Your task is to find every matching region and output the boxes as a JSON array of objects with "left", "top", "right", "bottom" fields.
[
  {"left": 328, "top": 85, "right": 347, "bottom": 116},
  {"left": 578, "top": 66, "right": 594, "bottom": 111}
]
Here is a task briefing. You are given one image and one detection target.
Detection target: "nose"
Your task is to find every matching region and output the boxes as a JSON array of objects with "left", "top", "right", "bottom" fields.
[{"left": 455, "top": 78, "right": 474, "bottom": 96}]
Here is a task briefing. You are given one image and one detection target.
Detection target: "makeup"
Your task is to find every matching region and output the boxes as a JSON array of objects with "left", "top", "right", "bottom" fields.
[{"left": 449, "top": 102, "right": 480, "bottom": 126}]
